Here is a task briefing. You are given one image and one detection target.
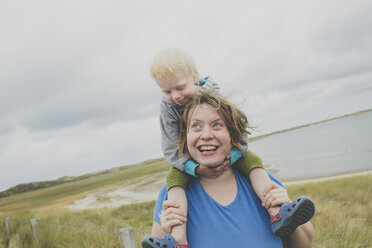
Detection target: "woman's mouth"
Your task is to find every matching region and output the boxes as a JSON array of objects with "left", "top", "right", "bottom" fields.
[{"left": 198, "top": 145, "right": 218, "bottom": 152}]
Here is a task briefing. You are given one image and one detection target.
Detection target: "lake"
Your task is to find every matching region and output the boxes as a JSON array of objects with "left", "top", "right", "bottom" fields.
[{"left": 249, "top": 110, "right": 372, "bottom": 182}]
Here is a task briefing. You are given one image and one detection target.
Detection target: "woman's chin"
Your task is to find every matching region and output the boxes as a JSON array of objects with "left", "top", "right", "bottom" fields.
[{"left": 199, "top": 158, "right": 226, "bottom": 168}]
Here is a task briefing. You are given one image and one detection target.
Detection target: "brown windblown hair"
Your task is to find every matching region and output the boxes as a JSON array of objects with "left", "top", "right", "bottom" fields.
[{"left": 177, "top": 91, "right": 253, "bottom": 156}]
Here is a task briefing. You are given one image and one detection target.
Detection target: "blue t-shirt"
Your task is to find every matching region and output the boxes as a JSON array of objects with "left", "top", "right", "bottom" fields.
[{"left": 153, "top": 170, "right": 283, "bottom": 247}]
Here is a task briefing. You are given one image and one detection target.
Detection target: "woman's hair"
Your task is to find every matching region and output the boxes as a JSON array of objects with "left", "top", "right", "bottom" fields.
[
  {"left": 150, "top": 47, "right": 199, "bottom": 82},
  {"left": 177, "top": 91, "right": 253, "bottom": 156}
]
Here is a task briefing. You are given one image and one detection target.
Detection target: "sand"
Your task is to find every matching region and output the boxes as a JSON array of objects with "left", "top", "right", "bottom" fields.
[
  {"left": 66, "top": 169, "right": 372, "bottom": 210},
  {"left": 66, "top": 172, "right": 166, "bottom": 210}
]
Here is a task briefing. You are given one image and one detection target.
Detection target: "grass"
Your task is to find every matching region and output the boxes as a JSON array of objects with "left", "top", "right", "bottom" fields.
[
  {"left": 0, "top": 168, "right": 371, "bottom": 247},
  {"left": 287, "top": 174, "right": 372, "bottom": 247},
  {"left": 0, "top": 202, "right": 155, "bottom": 248},
  {"left": 0, "top": 159, "right": 169, "bottom": 216}
]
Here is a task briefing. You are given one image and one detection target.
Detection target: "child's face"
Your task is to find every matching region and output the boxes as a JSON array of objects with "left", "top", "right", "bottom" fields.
[{"left": 156, "top": 69, "right": 198, "bottom": 106}]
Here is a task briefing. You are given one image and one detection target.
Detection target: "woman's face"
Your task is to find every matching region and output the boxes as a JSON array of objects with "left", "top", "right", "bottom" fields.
[{"left": 187, "top": 103, "right": 232, "bottom": 167}]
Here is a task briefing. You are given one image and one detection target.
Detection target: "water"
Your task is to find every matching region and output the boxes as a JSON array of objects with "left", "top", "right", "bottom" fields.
[{"left": 249, "top": 111, "right": 372, "bottom": 181}]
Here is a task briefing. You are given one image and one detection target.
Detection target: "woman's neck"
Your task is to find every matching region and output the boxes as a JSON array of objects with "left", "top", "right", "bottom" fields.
[
  {"left": 198, "top": 167, "right": 237, "bottom": 206},
  {"left": 199, "top": 166, "right": 235, "bottom": 185}
]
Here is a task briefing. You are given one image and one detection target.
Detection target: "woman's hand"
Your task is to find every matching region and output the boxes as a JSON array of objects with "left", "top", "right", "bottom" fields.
[
  {"left": 262, "top": 182, "right": 291, "bottom": 209},
  {"left": 159, "top": 200, "right": 187, "bottom": 234},
  {"left": 195, "top": 154, "right": 230, "bottom": 179},
  {"left": 262, "top": 182, "right": 314, "bottom": 247}
]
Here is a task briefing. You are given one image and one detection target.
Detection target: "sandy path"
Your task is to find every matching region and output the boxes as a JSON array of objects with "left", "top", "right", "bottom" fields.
[
  {"left": 66, "top": 172, "right": 166, "bottom": 210},
  {"left": 66, "top": 170, "right": 372, "bottom": 210}
]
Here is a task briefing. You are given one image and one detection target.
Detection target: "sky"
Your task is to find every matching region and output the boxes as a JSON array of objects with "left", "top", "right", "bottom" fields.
[{"left": 1, "top": 0, "right": 372, "bottom": 191}]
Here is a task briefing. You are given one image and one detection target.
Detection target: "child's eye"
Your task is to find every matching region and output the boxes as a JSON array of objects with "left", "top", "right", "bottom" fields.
[
  {"left": 176, "top": 86, "right": 185, "bottom": 91},
  {"left": 163, "top": 91, "right": 171, "bottom": 95}
]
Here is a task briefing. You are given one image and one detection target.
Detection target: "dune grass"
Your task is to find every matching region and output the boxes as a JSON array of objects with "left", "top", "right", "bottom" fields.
[
  {"left": 0, "top": 160, "right": 169, "bottom": 216},
  {"left": 286, "top": 174, "right": 372, "bottom": 247},
  {"left": 1, "top": 173, "right": 371, "bottom": 247},
  {"left": 0, "top": 202, "right": 155, "bottom": 248}
]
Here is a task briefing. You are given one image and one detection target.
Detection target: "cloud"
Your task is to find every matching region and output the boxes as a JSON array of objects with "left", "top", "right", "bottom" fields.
[
  {"left": 0, "top": 116, "right": 162, "bottom": 190},
  {"left": 246, "top": 72, "right": 372, "bottom": 135},
  {"left": 0, "top": 0, "right": 372, "bottom": 190}
]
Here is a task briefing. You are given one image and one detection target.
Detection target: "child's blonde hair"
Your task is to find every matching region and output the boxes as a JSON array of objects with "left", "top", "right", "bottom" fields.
[{"left": 150, "top": 47, "right": 200, "bottom": 82}]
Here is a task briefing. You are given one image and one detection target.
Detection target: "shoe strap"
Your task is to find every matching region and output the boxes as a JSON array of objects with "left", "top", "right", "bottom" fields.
[
  {"left": 271, "top": 213, "right": 282, "bottom": 225},
  {"left": 175, "top": 245, "right": 190, "bottom": 248}
]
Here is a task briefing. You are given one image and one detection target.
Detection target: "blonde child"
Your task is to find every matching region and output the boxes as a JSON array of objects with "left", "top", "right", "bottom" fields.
[{"left": 141, "top": 48, "right": 315, "bottom": 248}]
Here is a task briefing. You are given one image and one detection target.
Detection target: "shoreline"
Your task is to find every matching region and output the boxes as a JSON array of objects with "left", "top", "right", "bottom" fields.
[
  {"left": 282, "top": 170, "right": 372, "bottom": 186},
  {"left": 249, "top": 108, "right": 372, "bottom": 142}
]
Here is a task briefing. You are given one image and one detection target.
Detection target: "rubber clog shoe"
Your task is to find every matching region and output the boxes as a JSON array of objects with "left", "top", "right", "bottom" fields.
[
  {"left": 271, "top": 195, "right": 315, "bottom": 237},
  {"left": 141, "top": 234, "right": 189, "bottom": 248}
]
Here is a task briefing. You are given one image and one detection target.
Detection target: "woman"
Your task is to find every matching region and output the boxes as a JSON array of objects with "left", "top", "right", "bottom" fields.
[{"left": 143, "top": 91, "right": 314, "bottom": 247}]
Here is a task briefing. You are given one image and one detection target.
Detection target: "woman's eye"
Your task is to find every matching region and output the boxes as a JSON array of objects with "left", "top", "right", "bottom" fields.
[
  {"left": 192, "top": 123, "right": 201, "bottom": 129},
  {"left": 214, "top": 123, "right": 223, "bottom": 128}
]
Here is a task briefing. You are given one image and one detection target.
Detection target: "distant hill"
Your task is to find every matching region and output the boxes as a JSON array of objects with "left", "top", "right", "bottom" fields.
[{"left": 0, "top": 158, "right": 165, "bottom": 198}]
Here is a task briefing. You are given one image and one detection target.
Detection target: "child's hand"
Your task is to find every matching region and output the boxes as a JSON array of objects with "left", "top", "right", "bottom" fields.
[
  {"left": 159, "top": 200, "right": 187, "bottom": 234},
  {"left": 262, "top": 182, "right": 291, "bottom": 209},
  {"left": 195, "top": 154, "right": 230, "bottom": 179}
]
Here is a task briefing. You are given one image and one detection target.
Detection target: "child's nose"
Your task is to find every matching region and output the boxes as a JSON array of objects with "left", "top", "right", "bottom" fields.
[{"left": 172, "top": 92, "right": 181, "bottom": 100}]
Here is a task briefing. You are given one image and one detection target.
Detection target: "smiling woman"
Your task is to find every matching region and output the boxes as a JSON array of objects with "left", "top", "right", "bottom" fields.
[
  {"left": 177, "top": 91, "right": 250, "bottom": 168},
  {"left": 142, "top": 91, "right": 314, "bottom": 248},
  {"left": 184, "top": 103, "right": 232, "bottom": 167}
]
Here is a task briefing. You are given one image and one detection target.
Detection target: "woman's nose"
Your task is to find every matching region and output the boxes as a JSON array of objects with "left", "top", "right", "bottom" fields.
[{"left": 201, "top": 127, "right": 213, "bottom": 139}]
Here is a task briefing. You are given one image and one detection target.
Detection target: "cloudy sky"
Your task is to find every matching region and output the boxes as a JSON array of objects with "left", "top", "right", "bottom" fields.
[{"left": 1, "top": 0, "right": 371, "bottom": 191}]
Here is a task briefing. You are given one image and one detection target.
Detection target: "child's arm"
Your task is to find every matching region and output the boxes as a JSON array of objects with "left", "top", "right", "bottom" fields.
[
  {"left": 160, "top": 76, "right": 220, "bottom": 176},
  {"left": 160, "top": 100, "right": 198, "bottom": 176}
]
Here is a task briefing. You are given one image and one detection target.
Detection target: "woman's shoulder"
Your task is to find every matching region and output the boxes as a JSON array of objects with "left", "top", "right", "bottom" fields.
[{"left": 235, "top": 169, "right": 284, "bottom": 188}]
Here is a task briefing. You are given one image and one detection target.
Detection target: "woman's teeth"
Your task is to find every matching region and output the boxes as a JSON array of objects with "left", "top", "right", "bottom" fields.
[{"left": 199, "top": 145, "right": 217, "bottom": 152}]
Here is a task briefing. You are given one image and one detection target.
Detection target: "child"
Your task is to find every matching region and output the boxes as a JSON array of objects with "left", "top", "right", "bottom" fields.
[{"left": 142, "top": 48, "right": 315, "bottom": 248}]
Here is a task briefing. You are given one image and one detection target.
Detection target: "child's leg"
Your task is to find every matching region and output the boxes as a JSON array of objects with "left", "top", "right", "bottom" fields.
[
  {"left": 167, "top": 186, "right": 188, "bottom": 244},
  {"left": 233, "top": 151, "right": 279, "bottom": 215},
  {"left": 142, "top": 168, "right": 190, "bottom": 247},
  {"left": 250, "top": 167, "right": 315, "bottom": 237},
  {"left": 234, "top": 151, "right": 315, "bottom": 237},
  {"left": 166, "top": 167, "right": 190, "bottom": 244},
  {"left": 250, "top": 168, "right": 280, "bottom": 217}
]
